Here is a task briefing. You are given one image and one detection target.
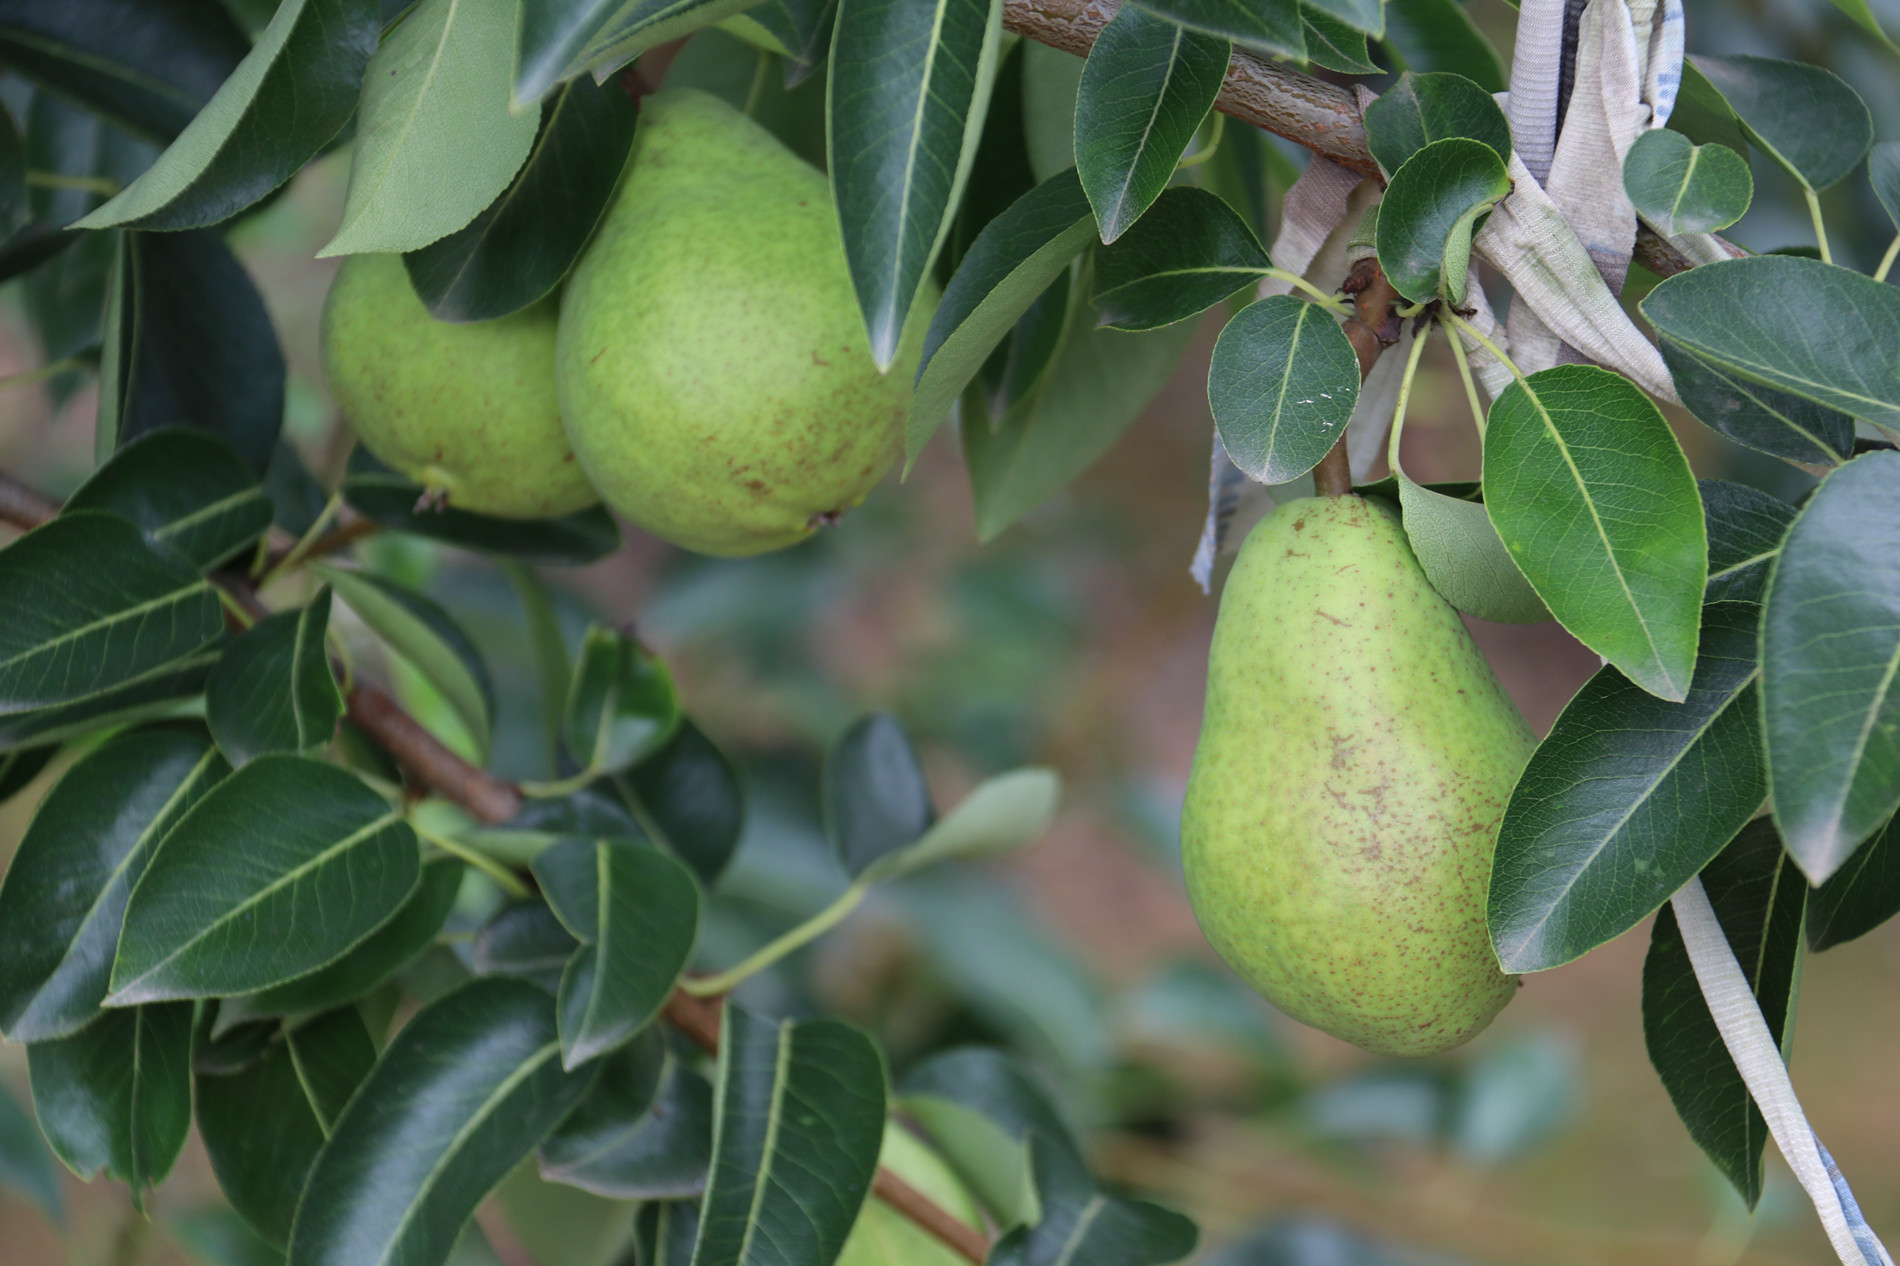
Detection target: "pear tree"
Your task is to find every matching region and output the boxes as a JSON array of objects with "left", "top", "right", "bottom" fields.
[{"left": 0, "top": 1, "right": 1896, "bottom": 1265}]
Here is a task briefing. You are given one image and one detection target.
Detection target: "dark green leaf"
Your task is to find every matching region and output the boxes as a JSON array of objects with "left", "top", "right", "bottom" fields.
[
  {"left": 0, "top": 724, "right": 228, "bottom": 1042},
  {"left": 110, "top": 755, "right": 420, "bottom": 1004},
  {"left": 1484, "top": 364, "right": 1706, "bottom": 701},
  {"left": 207, "top": 590, "right": 343, "bottom": 765},
  {"left": 285, "top": 1006, "right": 379, "bottom": 1132},
  {"left": 1092, "top": 186, "right": 1270, "bottom": 330},
  {"left": 1621, "top": 128, "right": 1752, "bottom": 236},
  {"left": 824, "top": 712, "right": 934, "bottom": 876},
  {"left": 28, "top": 1001, "right": 193, "bottom": 1205},
  {"left": 563, "top": 625, "right": 680, "bottom": 779},
  {"left": 1374, "top": 136, "right": 1508, "bottom": 304},
  {"left": 242, "top": 857, "right": 464, "bottom": 1015},
  {"left": 1075, "top": 6, "right": 1229, "bottom": 242},
  {"left": 611, "top": 721, "right": 746, "bottom": 887},
  {"left": 1667, "top": 59, "right": 1751, "bottom": 158},
  {"left": 1808, "top": 813, "right": 1900, "bottom": 951},
  {"left": 635, "top": 1202, "right": 701, "bottom": 1266},
  {"left": 167, "top": 1206, "right": 290, "bottom": 1266},
  {"left": 1300, "top": 0, "right": 1380, "bottom": 36},
  {"left": 1381, "top": 0, "right": 1503, "bottom": 92},
  {"left": 1689, "top": 54, "right": 1872, "bottom": 192},
  {"left": 313, "top": 562, "right": 496, "bottom": 762},
  {"left": 1661, "top": 341, "right": 1853, "bottom": 470},
  {"left": 1361, "top": 71, "right": 1510, "bottom": 178},
  {"left": 0, "top": 0, "right": 249, "bottom": 142},
  {"left": 0, "top": 648, "right": 220, "bottom": 751},
  {"left": 0, "top": 103, "right": 28, "bottom": 238},
  {"left": 0, "top": 1079, "right": 63, "bottom": 1226},
  {"left": 287, "top": 978, "right": 599, "bottom": 1266},
  {"left": 473, "top": 901, "right": 579, "bottom": 992},
  {"left": 1208, "top": 294, "right": 1359, "bottom": 483},
  {"left": 1126, "top": 0, "right": 1304, "bottom": 57},
  {"left": 988, "top": 1134, "right": 1197, "bottom": 1266},
  {"left": 404, "top": 77, "right": 639, "bottom": 322},
  {"left": 1640, "top": 256, "right": 1900, "bottom": 435},
  {"left": 515, "top": 0, "right": 760, "bottom": 106},
  {"left": 531, "top": 839, "right": 700, "bottom": 1067},
  {"left": 910, "top": 168, "right": 1096, "bottom": 459},
  {"left": 898, "top": 1046, "right": 1078, "bottom": 1225},
  {"left": 829, "top": 0, "right": 1004, "bottom": 368},
  {"left": 469, "top": 789, "right": 640, "bottom": 867},
  {"left": 0, "top": 743, "right": 55, "bottom": 805},
  {"left": 63, "top": 428, "right": 273, "bottom": 570},
  {"left": 264, "top": 442, "right": 330, "bottom": 538},
  {"left": 342, "top": 449, "right": 621, "bottom": 564},
  {"left": 1761, "top": 450, "right": 1900, "bottom": 882},
  {"left": 978, "top": 268, "right": 1073, "bottom": 417},
  {"left": 730, "top": 0, "right": 837, "bottom": 86},
  {"left": 1392, "top": 477, "right": 1547, "bottom": 624},
  {"left": 1297, "top": 8, "right": 1379, "bottom": 74},
  {"left": 98, "top": 228, "right": 286, "bottom": 474},
  {"left": 1871, "top": 141, "right": 1899, "bottom": 229},
  {"left": 1643, "top": 820, "right": 1804, "bottom": 1208},
  {"left": 692, "top": 1007, "right": 886, "bottom": 1266},
  {"left": 539, "top": 1035, "right": 713, "bottom": 1198},
  {"left": 0, "top": 512, "right": 221, "bottom": 718},
  {"left": 74, "top": 0, "right": 379, "bottom": 230},
  {"left": 858, "top": 767, "right": 1058, "bottom": 883},
  {"left": 1489, "top": 603, "right": 1766, "bottom": 973},
  {"left": 1700, "top": 480, "right": 1794, "bottom": 606}
]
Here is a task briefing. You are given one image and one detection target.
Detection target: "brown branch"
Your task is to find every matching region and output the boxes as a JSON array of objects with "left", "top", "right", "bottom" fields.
[{"left": 1311, "top": 257, "right": 1404, "bottom": 497}]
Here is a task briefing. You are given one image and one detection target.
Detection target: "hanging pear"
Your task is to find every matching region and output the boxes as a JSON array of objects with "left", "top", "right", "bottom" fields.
[
  {"left": 557, "top": 89, "right": 929, "bottom": 557},
  {"left": 1182, "top": 494, "right": 1533, "bottom": 1057}
]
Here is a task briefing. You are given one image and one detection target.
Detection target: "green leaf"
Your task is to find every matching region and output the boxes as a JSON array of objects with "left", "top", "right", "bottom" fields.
[
  {"left": 241, "top": 856, "right": 464, "bottom": 1015},
  {"left": 1374, "top": 136, "right": 1509, "bottom": 304},
  {"left": 611, "top": 721, "right": 746, "bottom": 887},
  {"left": 909, "top": 168, "right": 1097, "bottom": 460},
  {"left": 824, "top": 712, "right": 935, "bottom": 877},
  {"left": 0, "top": 724, "right": 229, "bottom": 1042},
  {"left": 495, "top": 1162, "right": 635, "bottom": 1266},
  {"left": 0, "top": 1080, "right": 63, "bottom": 1226},
  {"left": 978, "top": 268, "right": 1074, "bottom": 420},
  {"left": 1807, "top": 813, "right": 1900, "bottom": 951},
  {"left": 1621, "top": 128, "right": 1752, "bottom": 237},
  {"left": 341, "top": 450, "right": 621, "bottom": 565},
  {"left": 1126, "top": 0, "right": 1304, "bottom": 57},
  {"left": 287, "top": 978, "right": 599, "bottom": 1266},
  {"left": 898, "top": 1046, "right": 1079, "bottom": 1227},
  {"left": 404, "top": 76, "right": 640, "bottom": 322},
  {"left": 1391, "top": 478, "right": 1547, "bottom": 624},
  {"left": 966, "top": 308, "right": 1198, "bottom": 540},
  {"left": 1667, "top": 59, "right": 1751, "bottom": 158},
  {"left": 1761, "top": 450, "right": 1900, "bottom": 883},
  {"left": 498, "top": 561, "right": 572, "bottom": 777},
  {"left": 1701, "top": 480, "right": 1795, "bottom": 607},
  {"left": 1091, "top": 186, "right": 1270, "bottom": 331},
  {"left": 1871, "top": 141, "right": 1900, "bottom": 229},
  {"left": 988, "top": 1134, "right": 1197, "bottom": 1266},
  {"left": 319, "top": 0, "right": 540, "bottom": 257},
  {"left": 1381, "top": 0, "right": 1503, "bottom": 92},
  {"left": 531, "top": 838, "right": 699, "bottom": 1068},
  {"left": 0, "top": 106, "right": 32, "bottom": 240},
  {"left": 860, "top": 767, "right": 1059, "bottom": 882},
  {"left": 1297, "top": 7, "right": 1379, "bottom": 74},
  {"left": 471, "top": 789, "right": 642, "bottom": 867},
  {"left": 1640, "top": 256, "right": 1900, "bottom": 435},
  {"left": 313, "top": 562, "right": 497, "bottom": 762},
  {"left": 109, "top": 755, "right": 421, "bottom": 1004},
  {"left": 1820, "top": 0, "right": 1900, "bottom": 49},
  {"left": 1660, "top": 341, "right": 1853, "bottom": 470},
  {"left": 725, "top": 0, "right": 837, "bottom": 86},
  {"left": 207, "top": 590, "right": 343, "bottom": 765},
  {"left": 64, "top": 428, "right": 273, "bottom": 570},
  {"left": 0, "top": 651, "right": 221, "bottom": 751},
  {"left": 74, "top": 0, "right": 379, "bottom": 230},
  {"left": 1483, "top": 364, "right": 1706, "bottom": 701},
  {"left": 636, "top": 1202, "right": 700, "bottom": 1266},
  {"left": 562, "top": 626, "right": 681, "bottom": 779},
  {"left": 1301, "top": 0, "right": 1380, "bottom": 35},
  {"left": 539, "top": 1037, "right": 713, "bottom": 1199},
  {"left": 692, "top": 1007, "right": 886, "bottom": 1266},
  {"left": 473, "top": 901, "right": 579, "bottom": 993},
  {"left": 0, "top": 744, "right": 56, "bottom": 806},
  {"left": 1488, "top": 603, "right": 1766, "bottom": 973},
  {"left": 168, "top": 1206, "right": 292, "bottom": 1266},
  {"left": 0, "top": 0, "right": 248, "bottom": 142},
  {"left": 1075, "top": 7, "right": 1229, "bottom": 242},
  {"left": 1688, "top": 54, "right": 1872, "bottom": 192},
  {"left": 515, "top": 0, "right": 762, "bottom": 107},
  {"left": 0, "top": 512, "right": 222, "bottom": 715},
  {"left": 1361, "top": 71, "right": 1510, "bottom": 178},
  {"left": 1642, "top": 820, "right": 1804, "bottom": 1209},
  {"left": 1021, "top": 40, "right": 1084, "bottom": 181},
  {"left": 97, "top": 228, "right": 287, "bottom": 474},
  {"left": 1208, "top": 295, "right": 1359, "bottom": 484},
  {"left": 829, "top": 0, "right": 1005, "bottom": 368},
  {"left": 28, "top": 1001, "right": 193, "bottom": 1205}
]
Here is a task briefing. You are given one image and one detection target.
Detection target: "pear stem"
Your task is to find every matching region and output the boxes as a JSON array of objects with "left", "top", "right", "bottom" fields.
[{"left": 1315, "top": 258, "right": 1404, "bottom": 497}]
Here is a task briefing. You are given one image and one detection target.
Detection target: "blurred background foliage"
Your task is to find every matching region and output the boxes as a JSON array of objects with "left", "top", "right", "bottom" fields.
[{"left": 1, "top": 0, "right": 1898, "bottom": 1263}]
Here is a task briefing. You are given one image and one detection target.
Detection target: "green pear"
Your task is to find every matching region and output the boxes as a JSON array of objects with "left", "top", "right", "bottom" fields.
[
  {"left": 320, "top": 253, "right": 597, "bottom": 519},
  {"left": 557, "top": 88, "right": 929, "bottom": 557},
  {"left": 838, "top": 1123, "right": 983, "bottom": 1266},
  {"left": 1181, "top": 495, "right": 1533, "bottom": 1057}
]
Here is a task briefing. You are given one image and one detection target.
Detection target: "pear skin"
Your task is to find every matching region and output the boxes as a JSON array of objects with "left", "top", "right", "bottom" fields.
[
  {"left": 556, "top": 88, "right": 928, "bottom": 557},
  {"left": 1182, "top": 495, "right": 1531, "bottom": 1057},
  {"left": 320, "top": 253, "right": 597, "bottom": 519}
]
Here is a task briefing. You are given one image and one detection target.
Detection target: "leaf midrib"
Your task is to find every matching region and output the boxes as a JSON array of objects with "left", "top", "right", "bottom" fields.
[{"left": 0, "top": 581, "right": 211, "bottom": 676}]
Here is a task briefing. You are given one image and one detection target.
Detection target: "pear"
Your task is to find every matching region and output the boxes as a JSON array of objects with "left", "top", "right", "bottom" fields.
[
  {"left": 556, "top": 88, "right": 928, "bottom": 557},
  {"left": 1181, "top": 495, "right": 1532, "bottom": 1057},
  {"left": 320, "top": 253, "right": 597, "bottom": 519},
  {"left": 838, "top": 1123, "right": 983, "bottom": 1266}
]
